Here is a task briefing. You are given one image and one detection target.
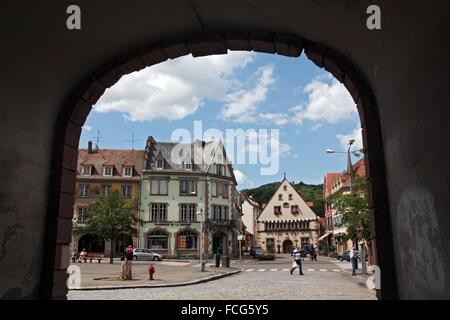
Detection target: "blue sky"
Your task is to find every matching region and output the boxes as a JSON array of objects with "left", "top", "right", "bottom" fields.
[{"left": 80, "top": 51, "right": 363, "bottom": 189}]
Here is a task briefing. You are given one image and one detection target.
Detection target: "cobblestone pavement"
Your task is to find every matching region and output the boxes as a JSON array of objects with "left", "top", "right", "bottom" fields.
[
  {"left": 68, "top": 256, "right": 376, "bottom": 300},
  {"left": 69, "top": 259, "right": 233, "bottom": 288}
]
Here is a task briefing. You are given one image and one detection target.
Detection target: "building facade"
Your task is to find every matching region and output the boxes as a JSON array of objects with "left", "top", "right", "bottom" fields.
[
  {"left": 256, "top": 177, "right": 319, "bottom": 254},
  {"left": 71, "top": 142, "right": 145, "bottom": 257},
  {"left": 322, "top": 158, "right": 366, "bottom": 254},
  {"left": 240, "top": 194, "right": 260, "bottom": 252},
  {"left": 139, "top": 137, "right": 240, "bottom": 259}
]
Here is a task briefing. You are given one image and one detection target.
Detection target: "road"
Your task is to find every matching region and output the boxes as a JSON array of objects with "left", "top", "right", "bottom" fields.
[{"left": 67, "top": 256, "right": 376, "bottom": 300}]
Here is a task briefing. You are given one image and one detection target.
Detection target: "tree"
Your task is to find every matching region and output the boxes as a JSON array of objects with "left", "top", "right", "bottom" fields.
[
  {"left": 81, "top": 189, "right": 143, "bottom": 264},
  {"left": 330, "top": 176, "right": 371, "bottom": 245}
]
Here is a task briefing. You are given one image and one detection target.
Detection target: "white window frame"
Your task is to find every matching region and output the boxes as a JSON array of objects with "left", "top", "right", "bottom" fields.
[
  {"left": 156, "top": 159, "right": 164, "bottom": 170},
  {"left": 150, "top": 203, "right": 167, "bottom": 222},
  {"left": 150, "top": 179, "right": 168, "bottom": 195},
  {"left": 122, "top": 184, "right": 132, "bottom": 198},
  {"left": 123, "top": 166, "right": 133, "bottom": 177},
  {"left": 180, "top": 179, "right": 197, "bottom": 196},
  {"left": 180, "top": 204, "right": 197, "bottom": 222},
  {"left": 101, "top": 184, "right": 112, "bottom": 196},
  {"left": 77, "top": 207, "right": 87, "bottom": 224},
  {"left": 79, "top": 184, "right": 89, "bottom": 197},
  {"left": 103, "top": 165, "right": 113, "bottom": 176},
  {"left": 81, "top": 165, "right": 92, "bottom": 176}
]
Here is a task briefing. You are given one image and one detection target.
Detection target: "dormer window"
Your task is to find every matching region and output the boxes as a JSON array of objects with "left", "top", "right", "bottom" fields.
[
  {"left": 103, "top": 165, "right": 113, "bottom": 176},
  {"left": 123, "top": 166, "right": 133, "bottom": 177},
  {"left": 157, "top": 159, "right": 164, "bottom": 169},
  {"left": 81, "top": 165, "right": 92, "bottom": 176},
  {"left": 215, "top": 164, "right": 225, "bottom": 176}
]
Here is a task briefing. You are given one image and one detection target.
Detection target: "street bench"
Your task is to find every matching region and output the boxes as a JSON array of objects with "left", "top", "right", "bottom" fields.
[{"left": 72, "top": 254, "right": 104, "bottom": 263}]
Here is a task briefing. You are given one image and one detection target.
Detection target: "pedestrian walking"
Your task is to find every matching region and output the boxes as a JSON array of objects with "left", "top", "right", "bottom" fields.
[
  {"left": 290, "top": 247, "right": 304, "bottom": 275},
  {"left": 310, "top": 245, "right": 317, "bottom": 261},
  {"left": 350, "top": 247, "right": 359, "bottom": 276}
]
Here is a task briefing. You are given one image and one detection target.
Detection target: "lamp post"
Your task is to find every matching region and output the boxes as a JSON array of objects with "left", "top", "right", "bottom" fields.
[
  {"left": 326, "top": 138, "right": 356, "bottom": 193},
  {"left": 196, "top": 206, "right": 205, "bottom": 272}
]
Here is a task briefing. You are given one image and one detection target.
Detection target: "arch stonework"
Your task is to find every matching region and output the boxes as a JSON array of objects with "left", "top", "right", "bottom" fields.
[{"left": 42, "top": 31, "right": 396, "bottom": 299}]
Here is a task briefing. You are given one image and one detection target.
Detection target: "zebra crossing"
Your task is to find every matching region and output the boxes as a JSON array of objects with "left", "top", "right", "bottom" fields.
[{"left": 240, "top": 267, "right": 342, "bottom": 273}]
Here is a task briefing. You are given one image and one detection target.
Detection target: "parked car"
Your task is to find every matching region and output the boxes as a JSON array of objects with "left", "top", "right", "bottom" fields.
[
  {"left": 337, "top": 251, "right": 360, "bottom": 262},
  {"left": 133, "top": 248, "right": 163, "bottom": 261},
  {"left": 249, "top": 246, "right": 265, "bottom": 258}
]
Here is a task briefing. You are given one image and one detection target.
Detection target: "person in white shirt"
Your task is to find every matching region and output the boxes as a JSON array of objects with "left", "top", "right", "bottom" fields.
[
  {"left": 350, "top": 247, "right": 359, "bottom": 275},
  {"left": 290, "top": 247, "right": 304, "bottom": 275}
]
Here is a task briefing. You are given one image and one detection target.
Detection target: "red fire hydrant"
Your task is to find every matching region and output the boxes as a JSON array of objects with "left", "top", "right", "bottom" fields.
[{"left": 148, "top": 264, "right": 155, "bottom": 280}]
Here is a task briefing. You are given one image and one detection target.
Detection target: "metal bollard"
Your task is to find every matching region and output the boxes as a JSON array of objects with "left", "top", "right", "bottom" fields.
[{"left": 148, "top": 264, "right": 155, "bottom": 280}]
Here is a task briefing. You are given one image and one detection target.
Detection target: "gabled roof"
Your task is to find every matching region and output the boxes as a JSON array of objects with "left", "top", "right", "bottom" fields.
[
  {"left": 144, "top": 137, "right": 237, "bottom": 185},
  {"left": 240, "top": 192, "right": 260, "bottom": 208},
  {"left": 258, "top": 177, "right": 318, "bottom": 222}
]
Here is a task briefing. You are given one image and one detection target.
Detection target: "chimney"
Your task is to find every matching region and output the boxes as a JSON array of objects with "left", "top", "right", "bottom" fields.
[{"left": 88, "top": 141, "right": 93, "bottom": 154}]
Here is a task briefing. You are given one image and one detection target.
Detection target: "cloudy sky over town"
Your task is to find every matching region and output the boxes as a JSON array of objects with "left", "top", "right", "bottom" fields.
[{"left": 80, "top": 51, "right": 363, "bottom": 189}]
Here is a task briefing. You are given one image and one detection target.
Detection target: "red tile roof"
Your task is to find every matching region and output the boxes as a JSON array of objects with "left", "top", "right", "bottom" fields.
[
  {"left": 77, "top": 149, "right": 145, "bottom": 180},
  {"left": 323, "top": 158, "right": 366, "bottom": 197}
]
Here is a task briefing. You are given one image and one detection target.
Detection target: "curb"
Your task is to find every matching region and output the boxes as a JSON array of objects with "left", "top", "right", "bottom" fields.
[{"left": 69, "top": 269, "right": 241, "bottom": 291}]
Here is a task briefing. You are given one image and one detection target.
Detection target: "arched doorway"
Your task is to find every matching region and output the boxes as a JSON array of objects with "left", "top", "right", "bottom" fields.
[
  {"left": 78, "top": 234, "right": 105, "bottom": 253},
  {"left": 282, "top": 240, "right": 293, "bottom": 254},
  {"left": 44, "top": 32, "right": 397, "bottom": 300},
  {"left": 212, "top": 232, "right": 227, "bottom": 255}
]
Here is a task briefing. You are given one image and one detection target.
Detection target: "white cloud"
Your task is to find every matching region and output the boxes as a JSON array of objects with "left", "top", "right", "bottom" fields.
[
  {"left": 336, "top": 127, "right": 363, "bottom": 151},
  {"left": 82, "top": 125, "right": 92, "bottom": 131},
  {"left": 234, "top": 169, "right": 253, "bottom": 186},
  {"left": 93, "top": 51, "right": 253, "bottom": 121},
  {"left": 291, "top": 78, "right": 356, "bottom": 124},
  {"left": 310, "top": 123, "right": 323, "bottom": 131},
  {"left": 221, "top": 65, "right": 275, "bottom": 123},
  {"left": 259, "top": 113, "right": 290, "bottom": 126}
]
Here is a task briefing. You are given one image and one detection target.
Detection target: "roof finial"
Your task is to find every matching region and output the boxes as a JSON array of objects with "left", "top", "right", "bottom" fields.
[{"left": 284, "top": 172, "right": 286, "bottom": 180}]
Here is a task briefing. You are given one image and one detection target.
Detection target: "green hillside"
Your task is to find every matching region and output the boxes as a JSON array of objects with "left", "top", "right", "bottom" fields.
[{"left": 242, "top": 181, "right": 325, "bottom": 217}]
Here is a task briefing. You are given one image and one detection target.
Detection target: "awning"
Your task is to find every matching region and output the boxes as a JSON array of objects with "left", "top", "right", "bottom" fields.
[{"left": 318, "top": 232, "right": 332, "bottom": 241}]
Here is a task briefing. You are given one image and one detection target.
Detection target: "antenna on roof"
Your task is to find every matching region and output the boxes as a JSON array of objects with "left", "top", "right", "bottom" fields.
[
  {"left": 124, "top": 133, "right": 144, "bottom": 150},
  {"left": 92, "top": 130, "right": 105, "bottom": 151}
]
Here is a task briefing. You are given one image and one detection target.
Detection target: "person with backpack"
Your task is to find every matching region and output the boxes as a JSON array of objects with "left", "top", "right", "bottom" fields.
[{"left": 290, "top": 247, "right": 304, "bottom": 275}]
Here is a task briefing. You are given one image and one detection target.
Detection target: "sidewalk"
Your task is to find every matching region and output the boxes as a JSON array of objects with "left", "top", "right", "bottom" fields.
[{"left": 69, "top": 260, "right": 240, "bottom": 290}]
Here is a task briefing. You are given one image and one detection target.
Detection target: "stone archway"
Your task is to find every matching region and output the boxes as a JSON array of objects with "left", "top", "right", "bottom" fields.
[
  {"left": 43, "top": 32, "right": 396, "bottom": 299},
  {"left": 282, "top": 239, "right": 293, "bottom": 254}
]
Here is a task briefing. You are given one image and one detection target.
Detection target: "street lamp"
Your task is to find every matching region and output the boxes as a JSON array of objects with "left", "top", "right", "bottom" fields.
[
  {"left": 347, "top": 138, "right": 355, "bottom": 193},
  {"left": 325, "top": 138, "right": 357, "bottom": 193},
  {"left": 196, "top": 205, "right": 205, "bottom": 272}
]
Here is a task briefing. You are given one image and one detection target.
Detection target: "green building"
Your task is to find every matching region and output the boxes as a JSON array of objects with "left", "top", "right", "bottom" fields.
[{"left": 139, "top": 136, "right": 241, "bottom": 259}]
